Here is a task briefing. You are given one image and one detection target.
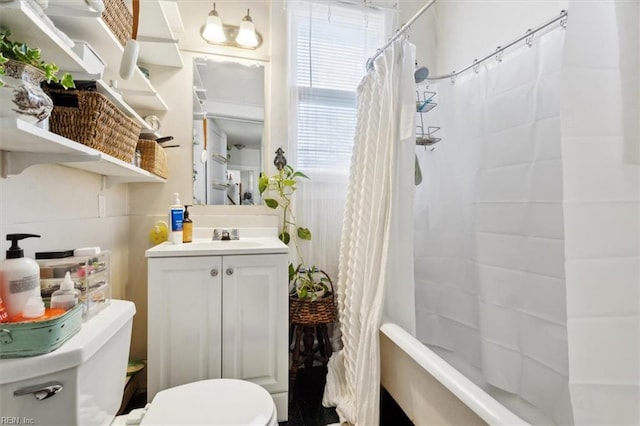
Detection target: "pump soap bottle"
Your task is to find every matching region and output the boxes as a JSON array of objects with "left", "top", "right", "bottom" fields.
[
  {"left": 169, "top": 193, "right": 184, "bottom": 244},
  {"left": 182, "top": 205, "right": 193, "bottom": 243},
  {"left": 0, "top": 234, "right": 42, "bottom": 319}
]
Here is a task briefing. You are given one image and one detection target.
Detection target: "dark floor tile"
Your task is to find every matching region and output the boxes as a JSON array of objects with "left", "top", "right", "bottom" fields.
[
  {"left": 380, "top": 387, "right": 414, "bottom": 426},
  {"left": 124, "top": 389, "right": 147, "bottom": 414},
  {"left": 282, "top": 366, "right": 339, "bottom": 426}
]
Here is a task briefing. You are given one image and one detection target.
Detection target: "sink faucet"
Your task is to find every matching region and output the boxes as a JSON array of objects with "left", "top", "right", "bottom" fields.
[{"left": 213, "top": 229, "right": 239, "bottom": 240}]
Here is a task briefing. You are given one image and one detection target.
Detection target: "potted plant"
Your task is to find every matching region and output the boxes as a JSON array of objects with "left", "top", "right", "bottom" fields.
[
  {"left": 258, "top": 149, "right": 332, "bottom": 302},
  {"left": 0, "top": 30, "right": 74, "bottom": 124}
]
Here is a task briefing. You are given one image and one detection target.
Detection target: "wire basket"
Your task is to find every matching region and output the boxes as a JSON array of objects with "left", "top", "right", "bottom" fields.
[
  {"left": 46, "top": 88, "right": 141, "bottom": 163},
  {"left": 137, "top": 139, "right": 168, "bottom": 178},
  {"left": 289, "top": 268, "right": 337, "bottom": 325},
  {"left": 102, "top": 0, "right": 132, "bottom": 46}
]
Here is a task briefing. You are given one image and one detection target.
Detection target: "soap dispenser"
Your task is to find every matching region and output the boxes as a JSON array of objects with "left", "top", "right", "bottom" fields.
[
  {"left": 169, "top": 193, "right": 184, "bottom": 244},
  {"left": 182, "top": 205, "right": 193, "bottom": 243},
  {"left": 0, "top": 234, "right": 42, "bottom": 319},
  {"left": 50, "top": 272, "right": 80, "bottom": 311}
]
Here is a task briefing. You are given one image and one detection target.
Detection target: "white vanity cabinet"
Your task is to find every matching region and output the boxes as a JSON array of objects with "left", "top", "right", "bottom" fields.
[{"left": 146, "top": 238, "right": 289, "bottom": 421}]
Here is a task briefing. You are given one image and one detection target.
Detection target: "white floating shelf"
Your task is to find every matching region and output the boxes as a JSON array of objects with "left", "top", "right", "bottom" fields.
[
  {"left": 47, "top": 13, "right": 169, "bottom": 111},
  {"left": 0, "top": 118, "right": 165, "bottom": 185},
  {"left": 0, "top": 1, "right": 89, "bottom": 73},
  {"left": 137, "top": 0, "right": 183, "bottom": 68}
]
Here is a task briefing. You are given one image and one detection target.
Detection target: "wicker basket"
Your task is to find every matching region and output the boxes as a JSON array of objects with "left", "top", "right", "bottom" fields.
[
  {"left": 46, "top": 88, "right": 141, "bottom": 163},
  {"left": 289, "top": 269, "right": 337, "bottom": 325},
  {"left": 102, "top": 0, "right": 132, "bottom": 46},
  {"left": 137, "top": 139, "right": 168, "bottom": 178}
]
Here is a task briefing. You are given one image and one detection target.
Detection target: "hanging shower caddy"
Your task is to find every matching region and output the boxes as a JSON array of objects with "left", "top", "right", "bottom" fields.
[{"left": 416, "top": 89, "right": 441, "bottom": 147}]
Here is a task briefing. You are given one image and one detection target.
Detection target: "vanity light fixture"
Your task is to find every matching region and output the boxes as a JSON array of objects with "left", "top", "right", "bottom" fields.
[
  {"left": 201, "top": 3, "right": 226, "bottom": 43},
  {"left": 200, "top": 5, "right": 263, "bottom": 49},
  {"left": 235, "top": 9, "right": 259, "bottom": 48}
]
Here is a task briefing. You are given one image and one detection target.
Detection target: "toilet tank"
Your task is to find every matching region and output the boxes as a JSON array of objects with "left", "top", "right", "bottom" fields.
[{"left": 0, "top": 300, "right": 136, "bottom": 426}]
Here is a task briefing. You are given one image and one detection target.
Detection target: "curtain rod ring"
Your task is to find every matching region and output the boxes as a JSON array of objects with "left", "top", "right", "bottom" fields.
[
  {"left": 560, "top": 11, "right": 568, "bottom": 29},
  {"left": 525, "top": 29, "right": 534, "bottom": 48}
]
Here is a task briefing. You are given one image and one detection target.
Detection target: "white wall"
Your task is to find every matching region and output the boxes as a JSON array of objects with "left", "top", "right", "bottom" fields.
[
  {"left": 400, "top": 0, "right": 569, "bottom": 77},
  {"left": 0, "top": 164, "right": 130, "bottom": 300}
]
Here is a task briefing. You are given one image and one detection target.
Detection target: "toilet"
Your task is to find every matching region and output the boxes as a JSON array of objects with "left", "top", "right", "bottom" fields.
[{"left": 0, "top": 300, "right": 278, "bottom": 426}]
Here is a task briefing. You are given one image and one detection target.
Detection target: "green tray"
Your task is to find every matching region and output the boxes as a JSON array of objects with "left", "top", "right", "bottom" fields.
[{"left": 0, "top": 304, "right": 83, "bottom": 359}]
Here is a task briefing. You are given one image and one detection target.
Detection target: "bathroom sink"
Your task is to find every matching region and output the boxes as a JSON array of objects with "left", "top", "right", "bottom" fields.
[
  {"left": 145, "top": 237, "right": 287, "bottom": 258},
  {"left": 191, "top": 240, "right": 264, "bottom": 248}
]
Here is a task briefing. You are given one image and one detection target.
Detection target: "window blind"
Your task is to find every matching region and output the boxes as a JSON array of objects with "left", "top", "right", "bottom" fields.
[{"left": 290, "top": 1, "right": 392, "bottom": 172}]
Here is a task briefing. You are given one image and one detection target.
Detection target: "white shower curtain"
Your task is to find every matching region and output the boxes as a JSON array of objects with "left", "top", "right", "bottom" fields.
[
  {"left": 322, "top": 38, "right": 416, "bottom": 425},
  {"left": 562, "top": 1, "right": 639, "bottom": 424},
  {"left": 414, "top": 27, "right": 573, "bottom": 425}
]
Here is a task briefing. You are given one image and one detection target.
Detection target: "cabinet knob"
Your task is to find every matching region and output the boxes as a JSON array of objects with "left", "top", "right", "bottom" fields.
[
  {"left": 226, "top": 268, "right": 234, "bottom": 276},
  {"left": 210, "top": 269, "right": 218, "bottom": 277}
]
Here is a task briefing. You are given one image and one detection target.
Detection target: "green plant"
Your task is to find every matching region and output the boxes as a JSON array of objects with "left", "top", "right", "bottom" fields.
[
  {"left": 0, "top": 30, "right": 74, "bottom": 89},
  {"left": 292, "top": 265, "right": 331, "bottom": 301},
  {"left": 259, "top": 162, "right": 329, "bottom": 300},
  {"left": 259, "top": 163, "right": 311, "bottom": 245}
]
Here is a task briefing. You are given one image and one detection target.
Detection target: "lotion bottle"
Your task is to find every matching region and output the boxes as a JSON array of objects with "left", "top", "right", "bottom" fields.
[
  {"left": 0, "top": 234, "right": 42, "bottom": 319},
  {"left": 50, "top": 272, "right": 80, "bottom": 311},
  {"left": 169, "top": 193, "right": 184, "bottom": 244}
]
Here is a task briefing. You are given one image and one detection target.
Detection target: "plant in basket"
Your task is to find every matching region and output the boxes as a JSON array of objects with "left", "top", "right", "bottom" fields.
[{"left": 258, "top": 149, "right": 334, "bottom": 305}]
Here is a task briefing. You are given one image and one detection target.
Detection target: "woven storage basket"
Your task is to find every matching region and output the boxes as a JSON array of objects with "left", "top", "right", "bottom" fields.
[
  {"left": 46, "top": 88, "right": 141, "bottom": 163},
  {"left": 102, "top": 0, "right": 132, "bottom": 46},
  {"left": 289, "top": 269, "right": 337, "bottom": 325},
  {"left": 137, "top": 139, "right": 168, "bottom": 178}
]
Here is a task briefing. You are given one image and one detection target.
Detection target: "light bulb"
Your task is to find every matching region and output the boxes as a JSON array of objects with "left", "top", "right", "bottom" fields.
[
  {"left": 235, "top": 9, "right": 258, "bottom": 48},
  {"left": 202, "top": 4, "right": 226, "bottom": 43}
]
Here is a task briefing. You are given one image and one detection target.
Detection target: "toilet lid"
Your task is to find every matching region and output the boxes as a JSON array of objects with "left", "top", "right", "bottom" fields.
[{"left": 141, "top": 379, "right": 275, "bottom": 425}]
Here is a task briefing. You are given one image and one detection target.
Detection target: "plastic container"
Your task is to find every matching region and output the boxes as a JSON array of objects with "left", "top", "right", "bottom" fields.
[
  {"left": 169, "top": 193, "right": 184, "bottom": 244},
  {"left": 36, "top": 251, "right": 111, "bottom": 318},
  {"left": 0, "top": 234, "right": 42, "bottom": 319},
  {"left": 50, "top": 272, "right": 81, "bottom": 311}
]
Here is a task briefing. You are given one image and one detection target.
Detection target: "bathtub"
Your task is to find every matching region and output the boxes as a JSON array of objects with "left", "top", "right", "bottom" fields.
[{"left": 380, "top": 323, "right": 529, "bottom": 426}]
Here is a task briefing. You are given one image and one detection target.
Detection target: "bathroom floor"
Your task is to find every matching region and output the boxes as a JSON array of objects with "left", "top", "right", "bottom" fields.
[
  {"left": 283, "top": 366, "right": 414, "bottom": 426},
  {"left": 124, "top": 366, "right": 412, "bottom": 425}
]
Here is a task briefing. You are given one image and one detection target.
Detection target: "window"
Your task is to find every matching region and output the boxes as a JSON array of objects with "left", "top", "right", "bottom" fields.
[{"left": 289, "top": 1, "right": 393, "bottom": 173}]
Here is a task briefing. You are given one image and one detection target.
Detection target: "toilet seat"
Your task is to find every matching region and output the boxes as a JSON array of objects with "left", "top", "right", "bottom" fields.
[{"left": 140, "top": 379, "right": 277, "bottom": 425}]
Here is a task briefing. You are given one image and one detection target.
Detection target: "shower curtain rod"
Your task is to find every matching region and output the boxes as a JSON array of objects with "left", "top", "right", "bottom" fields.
[
  {"left": 427, "top": 10, "right": 568, "bottom": 81},
  {"left": 366, "top": 0, "right": 437, "bottom": 70}
]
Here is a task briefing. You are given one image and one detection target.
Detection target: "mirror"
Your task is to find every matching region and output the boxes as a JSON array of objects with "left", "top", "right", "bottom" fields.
[{"left": 192, "top": 58, "right": 265, "bottom": 205}]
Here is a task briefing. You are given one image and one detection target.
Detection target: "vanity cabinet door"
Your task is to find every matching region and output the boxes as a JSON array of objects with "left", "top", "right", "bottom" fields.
[
  {"left": 221, "top": 253, "right": 288, "bottom": 394},
  {"left": 147, "top": 256, "right": 223, "bottom": 401}
]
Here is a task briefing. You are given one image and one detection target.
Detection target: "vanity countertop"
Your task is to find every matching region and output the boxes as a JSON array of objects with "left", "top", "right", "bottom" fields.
[{"left": 146, "top": 238, "right": 288, "bottom": 257}]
